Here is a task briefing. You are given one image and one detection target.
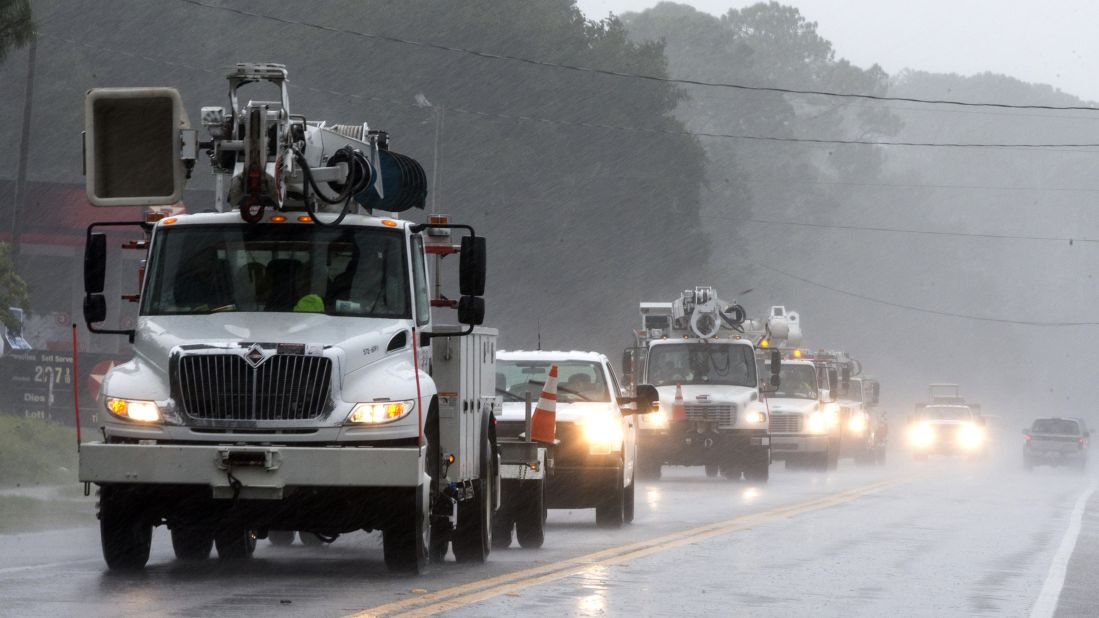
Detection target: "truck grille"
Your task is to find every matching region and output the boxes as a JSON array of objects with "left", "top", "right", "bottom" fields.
[
  {"left": 684, "top": 404, "right": 736, "bottom": 426},
  {"left": 177, "top": 353, "right": 332, "bottom": 421},
  {"left": 770, "top": 413, "right": 802, "bottom": 433}
]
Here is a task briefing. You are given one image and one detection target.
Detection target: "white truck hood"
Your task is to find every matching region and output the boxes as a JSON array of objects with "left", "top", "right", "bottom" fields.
[
  {"left": 655, "top": 384, "right": 756, "bottom": 408},
  {"left": 766, "top": 398, "right": 819, "bottom": 414},
  {"left": 134, "top": 313, "right": 408, "bottom": 375}
]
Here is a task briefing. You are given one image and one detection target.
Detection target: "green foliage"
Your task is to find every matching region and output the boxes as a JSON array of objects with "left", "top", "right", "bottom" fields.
[
  {"left": 0, "top": 242, "right": 30, "bottom": 332},
  {"left": 0, "top": 415, "right": 77, "bottom": 487},
  {"left": 0, "top": 0, "right": 34, "bottom": 63}
]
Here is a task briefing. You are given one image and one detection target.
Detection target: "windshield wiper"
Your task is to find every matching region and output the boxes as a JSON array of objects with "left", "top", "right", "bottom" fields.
[
  {"left": 556, "top": 386, "right": 591, "bottom": 401},
  {"left": 495, "top": 388, "right": 526, "bottom": 402}
]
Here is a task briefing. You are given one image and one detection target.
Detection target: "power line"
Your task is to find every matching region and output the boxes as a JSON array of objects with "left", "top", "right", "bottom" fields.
[
  {"left": 738, "top": 176, "right": 1099, "bottom": 192},
  {"left": 746, "top": 218, "right": 1098, "bottom": 244},
  {"left": 47, "top": 34, "right": 1099, "bottom": 152},
  {"left": 746, "top": 258, "right": 1099, "bottom": 327},
  {"left": 177, "top": 0, "right": 1099, "bottom": 114}
]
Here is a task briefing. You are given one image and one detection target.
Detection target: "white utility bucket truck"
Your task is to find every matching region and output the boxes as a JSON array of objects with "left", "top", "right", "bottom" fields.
[
  {"left": 623, "top": 287, "right": 781, "bottom": 481},
  {"left": 78, "top": 64, "right": 497, "bottom": 573}
]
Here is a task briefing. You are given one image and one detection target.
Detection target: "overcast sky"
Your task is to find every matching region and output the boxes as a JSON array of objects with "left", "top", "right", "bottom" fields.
[{"left": 577, "top": 0, "right": 1099, "bottom": 103}]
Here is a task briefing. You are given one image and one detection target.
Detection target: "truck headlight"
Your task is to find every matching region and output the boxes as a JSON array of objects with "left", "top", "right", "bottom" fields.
[
  {"left": 582, "top": 413, "right": 624, "bottom": 454},
  {"left": 848, "top": 415, "right": 868, "bottom": 434},
  {"left": 105, "top": 397, "right": 161, "bottom": 423},
  {"left": 908, "top": 423, "right": 935, "bottom": 448},
  {"left": 348, "top": 400, "right": 414, "bottom": 424},
  {"left": 745, "top": 410, "right": 767, "bottom": 424},
  {"left": 806, "top": 411, "right": 827, "bottom": 434},
  {"left": 956, "top": 424, "right": 985, "bottom": 450},
  {"left": 823, "top": 404, "right": 841, "bottom": 427},
  {"left": 646, "top": 405, "right": 669, "bottom": 429}
]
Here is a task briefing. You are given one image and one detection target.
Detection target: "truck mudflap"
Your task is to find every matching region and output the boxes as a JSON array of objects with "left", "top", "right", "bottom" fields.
[{"left": 79, "top": 442, "right": 426, "bottom": 499}]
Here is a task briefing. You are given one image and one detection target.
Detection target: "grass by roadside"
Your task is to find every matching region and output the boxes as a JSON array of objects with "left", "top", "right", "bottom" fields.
[
  {"left": 0, "top": 415, "right": 79, "bottom": 488},
  {"left": 0, "top": 495, "right": 94, "bottom": 533}
]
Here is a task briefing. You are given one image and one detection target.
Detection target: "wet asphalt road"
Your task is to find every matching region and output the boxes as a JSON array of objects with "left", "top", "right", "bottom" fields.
[{"left": 1, "top": 448, "right": 1096, "bottom": 617}]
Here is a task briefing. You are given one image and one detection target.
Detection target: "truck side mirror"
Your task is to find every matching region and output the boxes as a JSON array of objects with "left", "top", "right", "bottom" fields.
[
  {"left": 84, "top": 294, "right": 107, "bottom": 324},
  {"left": 633, "top": 384, "right": 659, "bottom": 414},
  {"left": 457, "top": 295, "right": 485, "bottom": 326},
  {"left": 85, "top": 233, "right": 107, "bottom": 294},
  {"left": 459, "top": 236, "right": 486, "bottom": 297}
]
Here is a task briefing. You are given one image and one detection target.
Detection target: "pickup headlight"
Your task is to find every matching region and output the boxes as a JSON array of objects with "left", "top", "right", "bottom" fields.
[
  {"left": 105, "top": 397, "right": 161, "bottom": 423},
  {"left": 581, "top": 413, "right": 624, "bottom": 454},
  {"left": 348, "top": 400, "right": 414, "bottom": 424},
  {"left": 956, "top": 424, "right": 985, "bottom": 450},
  {"left": 908, "top": 423, "right": 935, "bottom": 448}
]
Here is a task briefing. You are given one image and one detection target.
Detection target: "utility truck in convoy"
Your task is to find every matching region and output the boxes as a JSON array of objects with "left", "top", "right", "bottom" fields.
[
  {"left": 77, "top": 64, "right": 500, "bottom": 573},
  {"left": 800, "top": 350, "right": 884, "bottom": 466},
  {"left": 623, "top": 288, "right": 781, "bottom": 481}
]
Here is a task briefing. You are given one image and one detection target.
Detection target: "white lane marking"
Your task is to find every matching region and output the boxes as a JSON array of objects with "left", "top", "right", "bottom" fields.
[
  {"left": 1030, "top": 480, "right": 1098, "bottom": 618},
  {"left": 0, "top": 558, "right": 101, "bottom": 576}
]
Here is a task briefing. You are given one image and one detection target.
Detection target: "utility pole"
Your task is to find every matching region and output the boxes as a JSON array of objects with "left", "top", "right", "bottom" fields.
[{"left": 11, "top": 36, "right": 37, "bottom": 270}]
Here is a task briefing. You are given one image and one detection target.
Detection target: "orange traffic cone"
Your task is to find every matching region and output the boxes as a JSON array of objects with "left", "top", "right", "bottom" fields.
[
  {"left": 672, "top": 383, "right": 686, "bottom": 421},
  {"left": 530, "top": 364, "right": 558, "bottom": 443}
]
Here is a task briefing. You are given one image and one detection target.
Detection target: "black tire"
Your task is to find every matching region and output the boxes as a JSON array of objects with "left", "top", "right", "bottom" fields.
[
  {"left": 515, "top": 481, "right": 546, "bottom": 548},
  {"left": 426, "top": 399, "right": 450, "bottom": 563},
  {"left": 637, "top": 455, "right": 662, "bottom": 480},
  {"left": 171, "top": 527, "right": 213, "bottom": 561},
  {"left": 453, "top": 430, "right": 495, "bottom": 563},
  {"left": 383, "top": 487, "right": 429, "bottom": 574},
  {"left": 744, "top": 452, "right": 769, "bottom": 483},
  {"left": 720, "top": 464, "right": 741, "bottom": 481},
  {"left": 704, "top": 463, "right": 719, "bottom": 478},
  {"left": 215, "top": 527, "right": 257, "bottom": 561},
  {"left": 268, "top": 530, "right": 295, "bottom": 546},
  {"left": 595, "top": 468, "right": 625, "bottom": 529},
  {"left": 99, "top": 486, "right": 153, "bottom": 571},
  {"left": 492, "top": 486, "right": 514, "bottom": 550},
  {"left": 622, "top": 474, "right": 636, "bottom": 524},
  {"left": 826, "top": 444, "right": 840, "bottom": 471}
]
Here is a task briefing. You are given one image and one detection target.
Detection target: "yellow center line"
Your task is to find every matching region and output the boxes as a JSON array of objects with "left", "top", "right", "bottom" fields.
[{"left": 348, "top": 474, "right": 918, "bottom": 618}]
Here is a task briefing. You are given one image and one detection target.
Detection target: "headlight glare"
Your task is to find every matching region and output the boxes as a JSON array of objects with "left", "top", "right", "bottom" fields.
[
  {"left": 848, "top": 415, "right": 868, "bottom": 433},
  {"left": 645, "top": 405, "right": 669, "bottom": 428},
  {"left": 348, "top": 400, "right": 414, "bottom": 424},
  {"left": 745, "top": 410, "right": 767, "bottom": 424},
  {"left": 909, "top": 423, "right": 935, "bottom": 448},
  {"left": 806, "top": 411, "right": 827, "bottom": 434},
  {"left": 956, "top": 424, "right": 985, "bottom": 450},
  {"left": 105, "top": 397, "right": 161, "bottom": 423},
  {"left": 582, "top": 413, "right": 624, "bottom": 454}
]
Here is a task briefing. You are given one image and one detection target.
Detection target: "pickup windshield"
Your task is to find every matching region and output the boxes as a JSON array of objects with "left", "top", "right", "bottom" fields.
[
  {"left": 142, "top": 224, "right": 410, "bottom": 318},
  {"left": 1032, "top": 419, "right": 1080, "bottom": 435},
  {"left": 647, "top": 343, "right": 756, "bottom": 387},
  {"left": 497, "top": 360, "right": 610, "bottom": 403}
]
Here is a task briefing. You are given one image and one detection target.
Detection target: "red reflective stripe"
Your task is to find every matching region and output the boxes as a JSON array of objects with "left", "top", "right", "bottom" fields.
[{"left": 541, "top": 391, "right": 556, "bottom": 401}]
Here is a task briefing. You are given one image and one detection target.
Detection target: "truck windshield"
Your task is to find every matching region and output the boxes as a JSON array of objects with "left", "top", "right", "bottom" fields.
[
  {"left": 647, "top": 343, "right": 755, "bottom": 387},
  {"left": 497, "top": 360, "right": 610, "bottom": 403},
  {"left": 142, "top": 224, "right": 410, "bottom": 318},
  {"left": 772, "top": 364, "right": 818, "bottom": 400}
]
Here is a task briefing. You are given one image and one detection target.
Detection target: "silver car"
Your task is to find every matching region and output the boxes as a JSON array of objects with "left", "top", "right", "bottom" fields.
[{"left": 1023, "top": 417, "right": 1090, "bottom": 471}]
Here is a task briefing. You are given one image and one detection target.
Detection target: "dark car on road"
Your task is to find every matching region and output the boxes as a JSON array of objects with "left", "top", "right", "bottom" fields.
[{"left": 1023, "top": 418, "right": 1089, "bottom": 471}]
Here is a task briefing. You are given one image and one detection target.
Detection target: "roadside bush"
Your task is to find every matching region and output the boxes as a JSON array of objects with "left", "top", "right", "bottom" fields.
[{"left": 0, "top": 415, "right": 78, "bottom": 487}]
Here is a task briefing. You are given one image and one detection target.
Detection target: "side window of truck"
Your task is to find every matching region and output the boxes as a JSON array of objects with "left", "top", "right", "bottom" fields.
[{"left": 411, "top": 235, "right": 430, "bottom": 326}]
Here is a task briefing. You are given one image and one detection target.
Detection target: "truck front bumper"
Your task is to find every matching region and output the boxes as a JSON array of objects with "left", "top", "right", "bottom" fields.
[
  {"left": 770, "top": 434, "right": 830, "bottom": 459},
  {"left": 640, "top": 428, "right": 769, "bottom": 466},
  {"left": 79, "top": 442, "right": 425, "bottom": 499}
]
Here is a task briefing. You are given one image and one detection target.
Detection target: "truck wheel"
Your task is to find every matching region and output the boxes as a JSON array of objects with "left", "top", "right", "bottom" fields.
[
  {"left": 744, "top": 453, "right": 769, "bottom": 483},
  {"left": 99, "top": 486, "right": 153, "bottom": 571},
  {"left": 720, "top": 464, "right": 741, "bottom": 481},
  {"left": 826, "top": 446, "right": 840, "bottom": 471},
  {"left": 300, "top": 532, "right": 329, "bottom": 547},
  {"left": 215, "top": 528, "right": 257, "bottom": 561},
  {"left": 171, "top": 527, "right": 213, "bottom": 560},
  {"left": 492, "top": 485, "right": 514, "bottom": 550},
  {"left": 704, "top": 463, "right": 719, "bottom": 478},
  {"left": 453, "top": 431, "right": 496, "bottom": 563},
  {"left": 383, "top": 487, "right": 429, "bottom": 573},
  {"left": 595, "top": 468, "right": 625, "bottom": 529},
  {"left": 622, "top": 473, "right": 636, "bottom": 524},
  {"left": 268, "top": 530, "right": 295, "bottom": 546},
  {"left": 515, "top": 481, "right": 546, "bottom": 548}
]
